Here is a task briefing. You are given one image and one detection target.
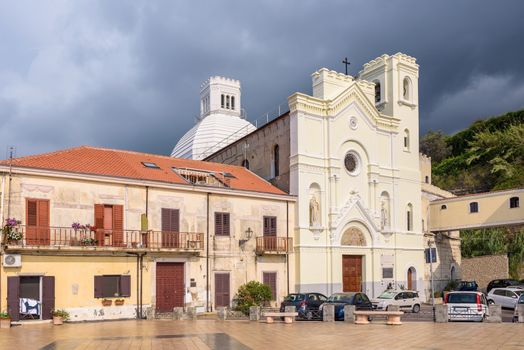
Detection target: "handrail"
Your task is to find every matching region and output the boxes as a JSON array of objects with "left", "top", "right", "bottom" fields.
[{"left": 255, "top": 236, "right": 292, "bottom": 254}]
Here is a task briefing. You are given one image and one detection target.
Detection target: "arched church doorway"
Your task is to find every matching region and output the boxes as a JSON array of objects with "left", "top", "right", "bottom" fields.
[
  {"left": 407, "top": 267, "right": 416, "bottom": 290},
  {"left": 341, "top": 227, "right": 367, "bottom": 292}
]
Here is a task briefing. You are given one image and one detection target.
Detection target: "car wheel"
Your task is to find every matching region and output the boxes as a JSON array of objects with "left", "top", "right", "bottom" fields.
[
  {"left": 412, "top": 304, "right": 420, "bottom": 313},
  {"left": 488, "top": 299, "right": 495, "bottom": 305}
]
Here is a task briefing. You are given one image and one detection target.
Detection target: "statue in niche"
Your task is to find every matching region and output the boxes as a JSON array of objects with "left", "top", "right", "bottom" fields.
[
  {"left": 309, "top": 196, "right": 320, "bottom": 227},
  {"left": 380, "top": 200, "right": 389, "bottom": 230}
]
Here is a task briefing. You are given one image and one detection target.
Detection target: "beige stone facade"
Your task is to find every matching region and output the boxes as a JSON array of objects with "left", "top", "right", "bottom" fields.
[{"left": 461, "top": 254, "right": 509, "bottom": 291}]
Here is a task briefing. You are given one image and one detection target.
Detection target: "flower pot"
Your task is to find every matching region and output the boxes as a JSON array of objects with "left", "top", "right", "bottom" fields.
[
  {"left": 52, "top": 316, "right": 64, "bottom": 325},
  {"left": 115, "top": 300, "right": 125, "bottom": 306},
  {"left": 0, "top": 318, "right": 11, "bottom": 329},
  {"left": 102, "top": 300, "right": 112, "bottom": 307}
]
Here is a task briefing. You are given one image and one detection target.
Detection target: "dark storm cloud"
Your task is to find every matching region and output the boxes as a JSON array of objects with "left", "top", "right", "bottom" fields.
[{"left": 1, "top": 0, "right": 523, "bottom": 157}]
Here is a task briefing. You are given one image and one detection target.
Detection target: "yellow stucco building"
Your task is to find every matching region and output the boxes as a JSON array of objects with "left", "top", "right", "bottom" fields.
[{"left": 0, "top": 146, "right": 294, "bottom": 321}]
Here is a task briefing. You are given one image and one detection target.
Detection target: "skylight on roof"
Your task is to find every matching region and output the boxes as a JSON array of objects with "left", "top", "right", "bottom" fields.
[
  {"left": 223, "top": 172, "right": 236, "bottom": 179},
  {"left": 142, "top": 162, "right": 160, "bottom": 169}
]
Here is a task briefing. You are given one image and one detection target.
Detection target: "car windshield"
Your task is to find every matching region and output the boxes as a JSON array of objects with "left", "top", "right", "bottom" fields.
[
  {"left": 284, "top": 294, "right": 304, "bottom": 302},
  {"left": 328, "top": 294, "right": 353, "bottom": 302},
  {"left": 377, "top": 291, "right": 397, "bottom": 299},
  {"left": 447, "top": 293, "right": 478, "bottom": 304}
]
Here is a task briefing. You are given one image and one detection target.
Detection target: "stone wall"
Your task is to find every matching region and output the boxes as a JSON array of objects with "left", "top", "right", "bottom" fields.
[{"left": 461, "top": 254, "right": 509, "bottom": 291}]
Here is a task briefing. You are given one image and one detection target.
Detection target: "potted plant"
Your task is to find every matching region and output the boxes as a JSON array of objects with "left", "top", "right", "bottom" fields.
[
  {"left": 3, "top": 218, "right": 22, "bottom": 244},
  {"left": 0, "top": 311, "right": 11, "bottom": 329},
  {"left": 115, "top": 299, "right": 125, "bottom": 306},
  {"left": 80, "top": 237, "right": 97, "bottom": 246},
  {"left": 51, "top": 309, "right": 69, "bottom": 325},
  {"left": 102, "top": 299, "right": 112, "bottom": 307}
]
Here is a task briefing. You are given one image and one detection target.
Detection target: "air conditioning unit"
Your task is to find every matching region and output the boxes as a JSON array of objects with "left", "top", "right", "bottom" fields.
[{"left": 2, "top": 254, "right": 21, "bottom": 267}]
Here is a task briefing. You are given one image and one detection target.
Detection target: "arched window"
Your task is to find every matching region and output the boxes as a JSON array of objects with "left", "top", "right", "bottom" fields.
[
  {"left": 241, "top": 159, "right": 249, "bottom": 169},
  {"left": 231, "top": 96, "right": 235, "bottom": 110},
  {"left": 403, "top": 77, "right": 411, "bottom": 100},
  {"left": 510, "top": 196, "right": 520, "bottom": 208},
  {"left": 374, "top": 81, "right": 381, "bottom": 103},
  {"left": 221, "top": 94, "right": 225, "bottom": 108},
  {"left": 425, "top": 176, "right": 429, "bottom": 184},
  {"left": 404, "top": 129, "right": 410, "bottom": 151},
  {"left": 406, "top": 203, "right": 413, "bottom": 231},
  {"left": 272, "top": 145, "right": 280, "bottom": 177},
  {"left": 441, "top": 204, "right": 447, "bottom": 210},
  {"left": 226, "top": 95, "right": 230, "bottom": 109}
]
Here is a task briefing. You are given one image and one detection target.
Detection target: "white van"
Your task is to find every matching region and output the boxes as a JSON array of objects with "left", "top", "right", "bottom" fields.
[{"left": 445, "top": 291, "right": 489, "bottom": 322}]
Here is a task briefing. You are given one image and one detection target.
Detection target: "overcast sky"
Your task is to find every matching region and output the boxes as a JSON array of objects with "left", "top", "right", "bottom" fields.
[{"left": 1, "top": 0, "right": 524, "bottom": 158}]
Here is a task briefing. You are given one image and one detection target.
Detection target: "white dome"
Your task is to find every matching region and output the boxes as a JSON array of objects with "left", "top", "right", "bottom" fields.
[{"left": 171, "top": 113, "right": 256, "bottom": 160}]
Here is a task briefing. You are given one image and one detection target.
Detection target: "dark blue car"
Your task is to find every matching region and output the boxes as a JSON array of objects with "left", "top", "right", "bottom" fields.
[
  {"left": 280, "top": 293, "right": 328, "bottom": 320},
  {"left": 319, "top": 292, "right": 373, "bottom": 320},
  {"left": 455, "top": 281, "right": 478, "bottom": 291}
]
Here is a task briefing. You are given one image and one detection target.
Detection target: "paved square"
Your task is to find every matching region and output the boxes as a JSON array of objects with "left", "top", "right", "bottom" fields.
[{"left": 1, "top": 320, "right": 523, "bottom": 350}]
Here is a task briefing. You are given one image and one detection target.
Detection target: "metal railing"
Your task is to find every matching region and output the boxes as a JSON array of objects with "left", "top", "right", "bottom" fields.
[
  {"left": 4, "top": 226, "right": 204, "bottom": 251},
  {"left": 255, "top": 236, "right": 292, "bottom": 254}
]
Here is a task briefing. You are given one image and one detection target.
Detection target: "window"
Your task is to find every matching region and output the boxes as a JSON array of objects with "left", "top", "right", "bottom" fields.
[
  {"left": 469, "top": 202, "right": 479, "bottom": 213},
  {"left": 263, "top": 272, "right": 277, "bottom": 301},
  {"left": 425, "top": 176, "right": 429, "bottom": 184},
  {"left": 404, "top": 129, "right": 410, "bottom": 151},
  {"left": 374, "top": 81, "right": 381, "bottom": 103},
  {"left": 241, "top": 159, "right": 250, "bottom": 169},
  {"left": 425, "top": 248, "right": 437, "bottom": 263},
  {"left": 441, "top": 205, "right": 447, "bottom": 210},
  {"left": 231, "top": 96, "right": 235, "bottom": 110},
  {"left": 221, "top": 94, "right": 225, "bottom": 108},
  {"left": 263, "top": 216, "right": 277, "bottom": 236},
  {"left": 344, "top": 153, "right": 358, "bottom": 173},
  {"left": 142, "top": 162, "right": 160, "bottom": 169},
  {"left": 214, "top": 212, "right": 230, "bottom": 236},
  {"left": 382, "top": 267, "right": 393, "bottom": 279},
  {"left": 510, "top": 197, "right": 520, "bottom": 208},
  {"left": 406, "top": 203, "right": 413, "bottom": 231},
  {"left": 273, "top": 145, "right": 280, "bottom": 177},
  {"left": 226, "top": 95, "right": 230, "bottom": 109},
  {"left": 94, "top": 275, "right": 130, "bottom": 298}
]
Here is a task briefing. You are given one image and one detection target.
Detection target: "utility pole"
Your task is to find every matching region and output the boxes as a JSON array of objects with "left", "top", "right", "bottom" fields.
[{"left": 428, "top": 238, "right": 435, "bottom": 322}]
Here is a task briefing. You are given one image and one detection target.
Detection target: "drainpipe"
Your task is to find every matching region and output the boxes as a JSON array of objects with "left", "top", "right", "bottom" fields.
[
  {"left": 140, "top": 253, "right": 146, "bottom": 319},
  {"left": 135, "top": 253, "right": 140, "bottom": 319},
  {"left": 286, "top": 200, "right": 290, "bottom": 294},
  {"left": 206, "top": 192, "right": 210, "bottom": 312}
]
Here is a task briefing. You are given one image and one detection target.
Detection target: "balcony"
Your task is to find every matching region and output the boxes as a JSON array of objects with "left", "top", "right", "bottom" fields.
[
  {"left": 255, "top": 236, "right": 292, "bottom": 255},
  {"left": 3, "top": 226, "right": 204, "bottom": 253}
]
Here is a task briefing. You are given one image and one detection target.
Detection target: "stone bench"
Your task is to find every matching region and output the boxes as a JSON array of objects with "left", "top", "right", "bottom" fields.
[
  {"left": 261, "top": 311, "right": 299, "bottom": 324},
  {"left": 353, "top": 310, "right": 404, "bottom": 325}
]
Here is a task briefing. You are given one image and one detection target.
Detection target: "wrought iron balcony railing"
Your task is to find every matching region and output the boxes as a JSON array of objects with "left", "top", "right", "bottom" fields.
[
  {"left": 3, "top": 225, "right": 204, "bottom": 251},
  {"left": 255, "top": 236, "right": 292, "bottom": 254}
]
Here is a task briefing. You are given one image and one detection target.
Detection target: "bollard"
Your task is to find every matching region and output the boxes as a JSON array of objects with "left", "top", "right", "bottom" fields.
[
  {"left": 322, "top": 304, "right": 335, "bottom": 322},
  {"left": 217, "top": 307, "right": 227, "bottom": 320},
  {"left": 434, "top": 304, "right": 448, "bottom": 323},
  {"left": 285, "top": 306, "right": 296, "bottom": 322},
  {"left": 249, "top": 306, "right": 260, "bottom": 321},
  {"left": 173, "top": 307, "right": 184, "bottom": 320},
  {"left": 517, "top": 304, "right": 524, "bottom": 323},
  {"left": 487, "top": 304, "right": 502, "bottom": 323},
  {"left": 186, "top": 306, "right": 197, "bottom": 320},
  {"left": 343, "top": 305, "right": 355, "bottom": 322}
]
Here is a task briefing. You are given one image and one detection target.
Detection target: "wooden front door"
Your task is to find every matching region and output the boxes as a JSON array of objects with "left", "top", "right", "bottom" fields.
[
  {"left": 407, "top": 268, "right": 415, "bottom": 290},
  {"left": 215, "top": 273, "right": 230, "bottom": 307},
  {"left": 342, "top": 255, "right": 362, "bottom": 292},
  {"left": 263, "top": 216, "right": 277, "bottom": 250},
  {"left": 26, "top": 198, "right": 50, "bottom": 245},
  {"left": 156, "top": 263, "right": 184, "bottom": 312}
]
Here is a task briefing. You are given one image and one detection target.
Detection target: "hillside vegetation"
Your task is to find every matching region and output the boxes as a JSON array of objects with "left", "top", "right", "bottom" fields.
[{"left": 421, "top": 109, "right": 524, "bottom": 279}]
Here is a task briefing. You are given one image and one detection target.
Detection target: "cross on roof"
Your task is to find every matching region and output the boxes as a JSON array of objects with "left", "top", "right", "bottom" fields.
[{"left": 342, "top": 57, "right": 351, "bottom": 75}]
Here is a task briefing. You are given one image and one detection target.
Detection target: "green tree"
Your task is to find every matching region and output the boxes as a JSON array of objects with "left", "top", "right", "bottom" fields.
[
  {"left": 420, "top": 130, "right": 451, "bottom": 163},
  {"left": 233, "top": 281, "right": 272, "bottom": 315}
]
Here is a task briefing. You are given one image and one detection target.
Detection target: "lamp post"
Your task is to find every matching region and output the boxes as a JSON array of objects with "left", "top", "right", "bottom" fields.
[{"left": 428, "top": 238, "right": 435, "bottom": 321}]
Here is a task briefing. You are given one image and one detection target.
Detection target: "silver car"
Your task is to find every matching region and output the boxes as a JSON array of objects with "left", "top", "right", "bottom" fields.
[
  {"left": 371, "top": 290, "right": 421, "bottom": 313},
  {"left": 513, "top": 294, "right": 524, "bottom": 323},
  {"left": 445, "top": 291, "right": 489, "bottom": 322},
  {"left": 487, "top": 288, "right": 524, "bottom": 309}
]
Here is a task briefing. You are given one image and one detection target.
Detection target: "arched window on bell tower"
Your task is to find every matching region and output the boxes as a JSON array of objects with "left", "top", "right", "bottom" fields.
[
  {"left": 403, "top": 77, "right": 411, "bottom": 101},
  {"left": 404, "top": 129, "right": 410, "bottom": 151},
  {"left": 374, "top": 80, "right": 381, "bottom": 103}
]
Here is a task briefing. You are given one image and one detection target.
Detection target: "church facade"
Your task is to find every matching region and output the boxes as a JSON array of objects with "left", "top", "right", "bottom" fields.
[{"left": 205, "top": 53, "right": 429, "bottom": 299}]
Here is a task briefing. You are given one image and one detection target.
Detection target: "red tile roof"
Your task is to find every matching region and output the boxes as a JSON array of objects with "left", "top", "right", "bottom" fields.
[{"left": 0, "top": 146, "right": 286, "bottom": 196}]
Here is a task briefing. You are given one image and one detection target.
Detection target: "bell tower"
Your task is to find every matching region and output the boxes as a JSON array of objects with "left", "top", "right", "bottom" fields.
[{"left": 199, "top": 76, "right": 242, "bottom": 119}]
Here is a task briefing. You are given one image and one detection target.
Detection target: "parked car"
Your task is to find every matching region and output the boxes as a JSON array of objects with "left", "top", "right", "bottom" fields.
[
  {"left": 319, "top": 292, "right": 373, "bottom": 321},
  {"left": 513, "top": 294, "right": 524, "bottom": 323},
  {"left": 455, "top": 281, "right": 478, "bottom": 291},
  {"left": 487, "top": 288, "right": 524, "bottom": 309},
  {"left": 445, "top": 291, "right": 489, "bottom": 322},
  {"left": 486, "top": 279, "right": 522, "bottom": 293},
  {"left": 280, "top": 293, "right": 328, "bottom": 320},
  {"left": 371, "top": 290, "right": 421, "bottom": 313}
]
